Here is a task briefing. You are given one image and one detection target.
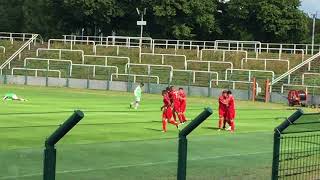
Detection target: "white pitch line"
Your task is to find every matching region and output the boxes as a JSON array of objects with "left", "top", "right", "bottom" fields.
[{"left": 0, "top": 150, "right": 272, "bottom": 179}]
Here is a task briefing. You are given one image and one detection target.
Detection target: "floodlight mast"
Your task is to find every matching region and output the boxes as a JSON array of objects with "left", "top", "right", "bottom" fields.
[
  {"left": 311, "top": 12, "right": 318, "bottom": 55},
  {"left": 136, "top": 7, "right": 147, "bottom": 62}
]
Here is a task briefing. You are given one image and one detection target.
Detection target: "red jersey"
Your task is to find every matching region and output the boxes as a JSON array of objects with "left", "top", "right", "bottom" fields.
[
  {"left": 168, "top": 90, "right": 174, "bottom": 104},
  {"left": 163, "top": 94, "right": 171, "bottom": 108},
  {"left": 227, "top": 95, "right": 236, "bottom": 119},
  {"left": 179, "top": 90, "right": 186, "bottom": 103},
  {"left": 218, "top": 96, "right": 227, "bottom": 110}
]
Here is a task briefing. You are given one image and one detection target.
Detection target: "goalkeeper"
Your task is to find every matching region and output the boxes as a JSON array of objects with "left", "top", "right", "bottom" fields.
[
  {"left": 3, "top": 93, "right": 27, "bottom": 101},
  {"left": 130, "top": 83, "right": 144, "bottom": 109}
]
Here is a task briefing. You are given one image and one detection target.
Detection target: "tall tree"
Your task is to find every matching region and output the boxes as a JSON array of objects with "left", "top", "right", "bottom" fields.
[{"left": 223, "top": 0, "right": 308, "bottom": 42}]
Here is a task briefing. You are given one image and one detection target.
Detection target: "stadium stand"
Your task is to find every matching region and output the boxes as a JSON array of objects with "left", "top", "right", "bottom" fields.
[{"left": 2, "top": 33, "right": 320, "bottom": 100}]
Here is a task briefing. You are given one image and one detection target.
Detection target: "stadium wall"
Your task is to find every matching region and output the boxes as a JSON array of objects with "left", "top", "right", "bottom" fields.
[{"left": 1, "top": 75, "right": 254, "bottom": 101}]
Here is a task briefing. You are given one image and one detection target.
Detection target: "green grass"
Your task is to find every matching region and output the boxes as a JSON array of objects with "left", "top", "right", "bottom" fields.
[{"left": 0, "top": 84, "right": 318, "bottom": 180}]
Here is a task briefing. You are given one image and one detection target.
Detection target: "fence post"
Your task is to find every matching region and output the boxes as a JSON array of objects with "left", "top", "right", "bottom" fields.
[
  {"left": 271, "top": 130, "right": 281, "bottom": 180},
  {"left": 252, "top": 77, "right": 256, "bottom": 102},
  {"left": 86, "top": 66, "right": 90, "bottom": 89},
  {"left": 46, "top": 61, "right": 49, "bottom": 87},
  {"left": 265, "top": 79, "right": 270, "bottom": 103},
  {"left": 187, "top": 71, "right": 192, "bottom": 96},
  {"left": 208, "top": 73, "right": 212, "bottom": 97},
  {"left": 24, "top": 63, "right": 28, "bottom": 85},
  {"left": 43, "top": 110, "right": 84, "bottom": 180},
  {"left": 177, "top": 107, "right": 213, "bottom": 180},
  {"left": 66, "top": 64, "right": 70, "bottom": 88},
  {"left": 127, "top": 66, "right": 131, "bottom": 92},
  {"left": 3, "top": 66, "right": 8, "bottom": 84},
  {"left": 106, "top": 68, "right": 110, "bottom": 91}
]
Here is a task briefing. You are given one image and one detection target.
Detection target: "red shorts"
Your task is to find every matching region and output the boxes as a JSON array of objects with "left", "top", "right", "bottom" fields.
[
  {"left": 180, "top": 102, "right": 186, "bottom": 112},
  {"left": 174, "top": 101, "right": 181, "bottom": 112},
  {"left": 226, "top": 110, "right": 236, "bottom": 120},
  {"left": 219, "top": 108, "right": 227, "bottom": 118},
  {"left": 162, "top": 107, "right": 173, "bottom": 119}
]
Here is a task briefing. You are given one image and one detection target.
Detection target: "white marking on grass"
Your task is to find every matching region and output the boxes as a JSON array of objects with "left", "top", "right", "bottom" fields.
[{"left": 0, "top": 150, "right": 271, "bottom": 179}]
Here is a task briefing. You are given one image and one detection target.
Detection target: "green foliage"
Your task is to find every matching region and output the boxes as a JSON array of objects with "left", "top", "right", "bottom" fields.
[{"left": 0, "top": 0, "right": 311, "bottom": 43}]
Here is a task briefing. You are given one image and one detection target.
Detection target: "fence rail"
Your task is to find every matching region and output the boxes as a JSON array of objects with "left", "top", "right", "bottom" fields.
[
  {"left": 110, "top": 73, "right": 160, "bottom": 84},
  {"left": 12, "top": 67, "right": 62, "bottom": 78}
]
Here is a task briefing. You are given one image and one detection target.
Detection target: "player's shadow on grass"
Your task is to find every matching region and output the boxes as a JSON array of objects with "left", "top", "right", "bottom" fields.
[
  {"left": 144, "top": 127, "right": 163, "bottom": 132},
  {"left": 202, "top": 127, "right": 220, "bottom": 130}
]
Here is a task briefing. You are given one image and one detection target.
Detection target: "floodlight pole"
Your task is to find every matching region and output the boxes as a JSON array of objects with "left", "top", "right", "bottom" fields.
[
  {"left": 311, "top": 13, "right": 317, "bottom": 55},
  {"left": 136, "top": 8, "right": 146, "bottom": 63}
]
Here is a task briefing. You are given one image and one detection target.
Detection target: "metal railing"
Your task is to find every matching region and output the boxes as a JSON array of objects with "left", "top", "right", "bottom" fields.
[
  {"left": 225, "top": 68, "right": 275, "bottom": 81},
  {"left": 173, "top": 69, "right": 219, "bottom": 84},
  {"left": 0, "top": 32, "right": 43, "bottom": 44},
  {"left": 187, "top": 60, "right": 233, "bottom": 71},
  {"left": 48, "top": 39, "right": 96, "bottom": 53},
  {"left": 301, "top": 72, "right": 320, "bottom": 85},
  {"left": 200, "top": 49, "right": 248, "bottom": 61},
  {"left": 210, "top": 79, "right": 259, "bottom": 90},
  {"left": 110, "top": 73, "right": 160, "bottom": 84},
  {"left": 83, "top": 55, "right": 130, "bottom": 66},
  {"left": 141, "top": 53, "right": 187, "bottom": 69},
  {"left": 0, "top": 34, "right": 39, "bottom": 74},
  {"left": 36, "top": 48, "right": 85, "bottom": 63},
  {"left": 12, "top": 67, "right": 62, "bottom": 78},
  {"left": 271, "top": 52, "right": 320, "bottom": 86},
  {"left": 241, "top": 58, "right": 290, "bottom": 71},
  {"left": 281, "top": 84, "right": 320, "bottom": 93},
  {"left": 95, "top": 44, "right": 140, "bottom": 56},
  {"left": 0, "top": 46, "right": 5, "bottom": 53},
  {"left": 24, "top": 58, "right": 72, "bottom": 76},
  {"left": 125, "top": 63, "right": 173, "bottom": 82}
]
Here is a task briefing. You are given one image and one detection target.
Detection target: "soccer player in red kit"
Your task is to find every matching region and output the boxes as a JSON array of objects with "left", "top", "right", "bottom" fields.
[
  {"left": 161, "top": 90, "right": 179, "bottom": 132},
  {"left": 170, "top": 86, "right": 183, "bottom": 123},
  {"left": 178, "top": 88, "right": 187, "bottom": 123},
  {"left": 218, "top": 90, "right": 228, "bottom": 131},
  {"left": 226, "top": 90, "right": 236, "bottom": 132}
]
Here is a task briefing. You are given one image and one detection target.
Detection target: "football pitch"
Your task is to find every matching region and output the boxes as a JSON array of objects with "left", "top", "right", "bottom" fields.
[{"left": 0, "top": 85, "right": 315, "bottom": 180}]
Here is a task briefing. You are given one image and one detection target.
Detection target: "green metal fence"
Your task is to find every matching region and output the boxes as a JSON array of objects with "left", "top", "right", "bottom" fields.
[{"left": 272, "top": 109, "right": 320, "bottom": 180}]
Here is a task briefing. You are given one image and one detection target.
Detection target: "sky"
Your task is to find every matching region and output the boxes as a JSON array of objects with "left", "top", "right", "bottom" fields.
[{"left": 300, "top": 0, "right": 320, "bottom": 14}]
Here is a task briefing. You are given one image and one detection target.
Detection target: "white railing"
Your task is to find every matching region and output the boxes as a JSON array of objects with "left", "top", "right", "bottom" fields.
[
  {"left": 23, "top": 57, "right": 118, "bottom": 77},
  {"left": 173, "top": 69, "right": 219, "bottom": 84},
  {"left": 301, "top": 73, "right": 320, "bottom": 85},
  {"left": 106, "top": 36, "right": 153, "bottom": 47},
  {"left": 36, "top": 48, "right": 85, "bottom": 63},
  {"left": 72, "top": 64, "right": 118, "bottom": 78},
  {"left": 0, "top": 32, "right": 43, "bottom": 44},
  {"left": 23, "top": 58, "right": 72, "bottom": 76},
  {"left": 83, "top": 55, "right": 130, "bottom": 66},
  {"left": 48, "top": 39, "right": 96, "bottom": 53},
  {"left": 240, "top": 58, "right": 290, "bottom": 71},
  {"left": 95, "top": 44, "right": 140, "bottom": 56},
  {"left": 0, "top": 37, "right": 14, "bottom": 44},
  {"left": 0, "top": 34, "right": 39, "bottom": 74},
  {"left": 125, "top": 63, "right": 173, "bottom": 82},
  {"left": 141, "top": 53, "right": 187, "bottom": 69},
  {"left": 187, "top": 60, "right": 233, "bottom": 71},
  {"left": 63, "top": 34, "right": 320, "bottom": 55},
  {"left": 151, "top": 43, "right": 200, "bottom": 58},
  {"left": 110, "top": 73, "right": 160, "bottom": 84},
  {"left": 271, "top": 52, "right": 320, "bottom": 86},
  {"left": 11, "top": 68, "right": 61, "bottom": 78},
  {"left": 200, "top": 49, "right": 248, "bottom": 61},
  {"left": 210, "top": 79, "right": 259, "bottom": 90},
  {"left": 225, "top": 68, "right": 275, "bottom": 81},
  {"left": 215, "top": 40, "right": 261, "bottom": 54},
  {"left": 0, "top": 46, "right": 5, "bottom": 53},
  {"left": 281, "top": 84, "right": 320, "bottom": 94}
]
